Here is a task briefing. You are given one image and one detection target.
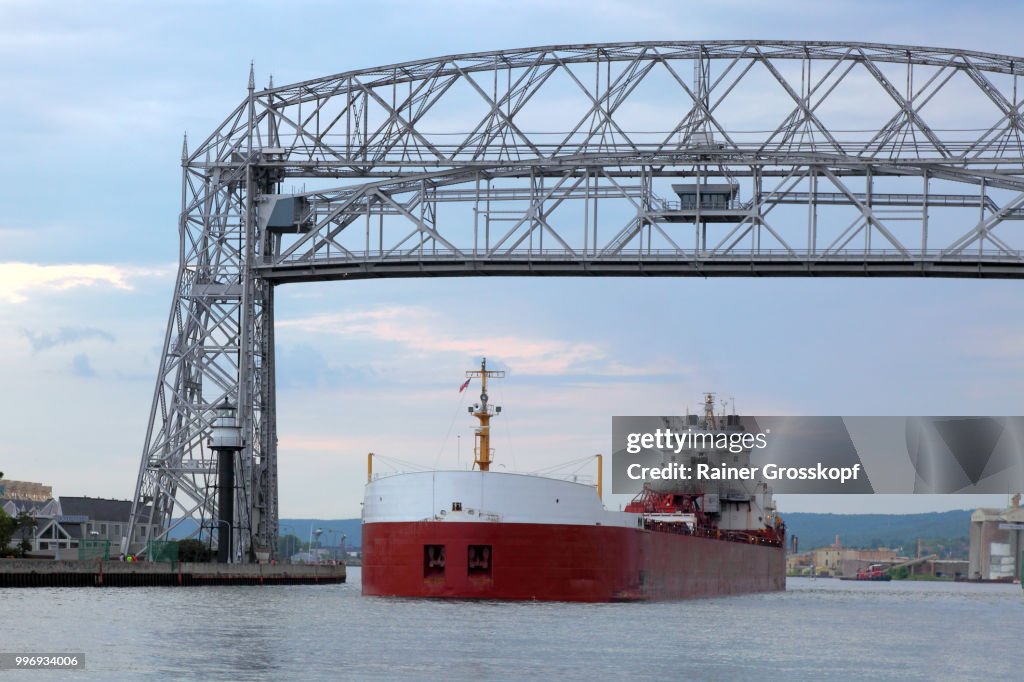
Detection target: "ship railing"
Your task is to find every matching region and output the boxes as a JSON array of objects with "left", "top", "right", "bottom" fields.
[
  {"left": 366, "top": 453, "right": 437, "bottom": 481},
  {"left": 368, "top": 462, "right": 597, "bottom": 484},
  {"left": 369, "top": 469, "right": 594, "bottom": 483},
  {"left": 532, "top": 473, "right": 595, "bottom": 486},
  {"left": 642, "top": 519, "right": 785, "bottom": 547},
  {"left": 370, "top": 471, "right": 407, "bottom": 481}
]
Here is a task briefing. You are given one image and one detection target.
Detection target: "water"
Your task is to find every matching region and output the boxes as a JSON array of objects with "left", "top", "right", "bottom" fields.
[{"left": 1, "top": 571, "right": 1020, "bottom": 680}]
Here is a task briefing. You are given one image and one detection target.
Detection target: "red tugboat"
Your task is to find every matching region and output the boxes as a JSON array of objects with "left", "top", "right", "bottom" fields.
[
  {"left": 361, "top": 360, "right": 786, "bottom": 601},
  {"left": 853, "top": 564, "right": 892, "bottom": 581}
]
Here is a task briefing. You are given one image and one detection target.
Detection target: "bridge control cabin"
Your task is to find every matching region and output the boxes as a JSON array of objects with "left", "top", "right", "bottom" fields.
[
  {"left": 260, "top": 195, "right": 312, "bottom": 234},
  {"left": 656, "top": 183, "right": 747, "bottom": 223}
]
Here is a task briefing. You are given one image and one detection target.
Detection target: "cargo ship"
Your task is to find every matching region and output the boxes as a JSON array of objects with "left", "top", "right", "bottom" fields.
[{"left": 361, "top": 359, "right": 786, "bottom": 601}]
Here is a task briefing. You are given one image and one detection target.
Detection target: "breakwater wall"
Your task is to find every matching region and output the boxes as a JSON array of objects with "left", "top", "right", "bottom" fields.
[{"left": 0, "top": 559, "right": 345, "bottom": 587}]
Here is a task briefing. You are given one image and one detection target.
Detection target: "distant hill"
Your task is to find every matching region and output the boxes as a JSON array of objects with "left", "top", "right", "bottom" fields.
[
  {"left": 169, "top": 510, "right": 973, "bottom": 555},
  {"left": 277, "top": 519, "right": 361, "bottom": 550},
  {"left": 169, "top": 518, "right": 362, "bottom": 549},
  {"left": 783, "top": 510, "right": 972, "bottom": 552}
]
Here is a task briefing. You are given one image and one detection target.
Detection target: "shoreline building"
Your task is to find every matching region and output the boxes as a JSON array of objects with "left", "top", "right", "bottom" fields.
[
  {"left": 1, "top": 479, "right": 66, "bottom": 557},
  {"left": 969, "top": 495, "right": 1024, "bottom": 581},
  {"left": 0, "top": 480, "right": 53, "bottom": 502},
  {"left": 1, "top": 482, "right": 156, "bottom": 559},
  {"left": 59, "top": 497, "right": 157, "bottom": 558},
  {"left": 787, "top": 536, "right": 902, "bottom": 577}
]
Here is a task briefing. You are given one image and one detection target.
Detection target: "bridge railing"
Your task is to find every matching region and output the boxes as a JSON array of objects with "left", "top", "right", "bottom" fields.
[
  {"left": 240, "top": 139, "right": 1024, "bottom": 165},
  {"left": 263, "top": 248, "right": 1024, "bottom": 266}
]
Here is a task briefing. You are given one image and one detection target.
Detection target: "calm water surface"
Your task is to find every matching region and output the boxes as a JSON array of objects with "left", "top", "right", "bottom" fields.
[{"left": 0, "top": 570, "right": 1020, "bottom": 680}]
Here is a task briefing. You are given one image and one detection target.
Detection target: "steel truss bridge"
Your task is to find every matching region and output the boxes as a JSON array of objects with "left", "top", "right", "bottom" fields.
[{"left": 126, "top": 41, "right": 1024, "bottom": 561}]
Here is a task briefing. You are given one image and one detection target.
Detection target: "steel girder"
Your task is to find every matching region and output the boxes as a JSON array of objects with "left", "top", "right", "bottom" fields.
[{"left": 126, "top": 41, "right": 1024, "bottom": 560}]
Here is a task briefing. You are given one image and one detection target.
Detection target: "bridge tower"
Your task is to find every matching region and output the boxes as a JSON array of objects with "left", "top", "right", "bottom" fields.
[{"left": 123, "top": 66, "right": 281, "bottom": 561}]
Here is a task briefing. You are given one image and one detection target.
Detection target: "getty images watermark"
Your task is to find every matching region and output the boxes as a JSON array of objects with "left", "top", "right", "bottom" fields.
[
  {"left": 612, "top": 416, "right": 1024, "bottom": 495},
  {"left": 622, "top": 424, "right": 862, "bottom": 486}
]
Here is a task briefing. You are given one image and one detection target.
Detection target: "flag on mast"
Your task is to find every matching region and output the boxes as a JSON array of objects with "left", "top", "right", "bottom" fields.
[{"left": 459, "top": 378, "right": 471, "bottom": 393}]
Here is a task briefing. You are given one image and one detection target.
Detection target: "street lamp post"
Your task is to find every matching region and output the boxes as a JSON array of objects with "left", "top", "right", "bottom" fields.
[
  {"left": 89, "top": 530, "right": 99, "bottom": 562},
  {"left": 280, "top": 525, "right": 294, "bottom": 561}
]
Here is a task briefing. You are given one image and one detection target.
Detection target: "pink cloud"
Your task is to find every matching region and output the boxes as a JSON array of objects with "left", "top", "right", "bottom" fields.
[
  {"left": 0, "top": 262, "right": 172, "bottom": 304},
  {"left": 277, "top": 305, "right": 666, "bottom": 376}
]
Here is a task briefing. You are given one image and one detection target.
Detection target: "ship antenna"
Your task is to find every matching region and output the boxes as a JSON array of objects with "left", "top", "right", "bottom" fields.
[{"left": 466, "top": 357, "right": 506, "bottom": 471}]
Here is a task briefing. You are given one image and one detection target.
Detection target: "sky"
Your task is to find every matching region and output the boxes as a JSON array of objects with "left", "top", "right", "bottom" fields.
[{"left": 2, "top": 0, "right": 1024, "bottom": 518}]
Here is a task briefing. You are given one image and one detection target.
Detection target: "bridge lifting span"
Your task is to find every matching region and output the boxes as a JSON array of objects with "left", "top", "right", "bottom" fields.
[{"left": 126, "top": 41, "right": 1024, "bottom": 561}]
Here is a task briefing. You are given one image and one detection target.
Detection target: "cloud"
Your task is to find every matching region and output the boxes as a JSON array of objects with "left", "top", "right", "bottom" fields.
[
  {"left": 279, "top": 306, "right": 602, "bottom": 375},
  {"left": 277, "top": 434, "right": 366, "bottom": 452},
  {"left": 276, "top": 343, "right": 378, "bottom": 389},
  {"left": 23, "top": 326, "right": 115, "bottom": 352},
  {"left": 278, "top": 305, "right": 669, "bottom": 377},
  {"left": 70, "top": 353, "right": 95, "bottom": 378},
  {"left": 964, "top": 329, "right": 1024, "bottom": 364},
  {"left": 0, "top": 262, "right": 172, "bottom": 304}
]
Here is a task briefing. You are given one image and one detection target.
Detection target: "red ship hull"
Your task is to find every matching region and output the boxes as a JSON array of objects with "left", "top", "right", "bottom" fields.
[{"left": 362, "top": 521, "right": 785, "bottom": 602}]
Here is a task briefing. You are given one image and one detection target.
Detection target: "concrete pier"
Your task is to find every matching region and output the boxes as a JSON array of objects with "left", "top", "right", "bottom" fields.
[{"left": 0, "top": 559, "right": 345, "bottom": 587}]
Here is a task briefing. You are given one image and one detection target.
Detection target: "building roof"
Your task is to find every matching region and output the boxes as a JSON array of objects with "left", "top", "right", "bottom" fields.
[
  {"left": 0, "top": 497, "right": 59, "bottom": 517},
  {"left": 972, "top": 505, "right": 1024, "bottom": 523},
  {"left": 64, "top": 524, "right": 84, "bottom": 539},
  {"left": 58, "top": 497, "right": 135, "bottom": 523}
]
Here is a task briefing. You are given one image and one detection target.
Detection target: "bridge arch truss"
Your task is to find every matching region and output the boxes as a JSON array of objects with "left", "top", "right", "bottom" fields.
[{"left": 126, "top": 41, "right": 1024, "bottom": 559}]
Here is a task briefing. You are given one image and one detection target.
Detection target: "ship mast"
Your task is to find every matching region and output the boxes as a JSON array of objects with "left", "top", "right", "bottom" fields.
[
  {"left": 466, "top": 357, "right": 505, "bottom": 471},
  {"left": 703, "top": 392, "right": 718, "bottom": 430}
]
